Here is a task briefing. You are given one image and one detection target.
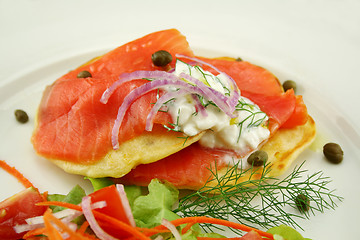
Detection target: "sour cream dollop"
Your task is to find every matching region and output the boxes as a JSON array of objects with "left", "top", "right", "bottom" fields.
[{"left": 167, "top": 60, "right": 270, "bottom": 156}]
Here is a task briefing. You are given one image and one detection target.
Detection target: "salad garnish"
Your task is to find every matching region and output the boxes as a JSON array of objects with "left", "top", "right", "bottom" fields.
[
  {"left": 0, "top": 159, "right": 342, "bottom": 240},
  {"left": 175, "top": 161, "right": 343, "bottom": 232}
]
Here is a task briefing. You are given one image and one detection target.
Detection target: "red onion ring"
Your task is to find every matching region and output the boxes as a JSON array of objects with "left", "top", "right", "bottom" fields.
[
  {"left": 101, "top": 70, "right": 187, "bottom": 104},
  {"left": 15, "top": 201, "right": 107, "bottom": 235},
  {"left": 116, "top": 184, "right": 136, "bottom": 227},
  {"left": 178, "top": 72, "right": 237, "bottom": 118},
  {"left": 110, "top": 79, "right": 208, "bottom": 149},
  {"left": 191, "top": 94, "right": 208, "bottom": 117},
  {"left": 161, "top": 218, "right": 182, "bottom": 240},
  {"left": 176, "top": 54, "right": 240, "bottom": 111},
  {"left": 81, "top": 196, "right": 118, "bottom": 240},
  {"left": 146, "top": 89, "right": 192, "bottom": 131},
  {"left": 14, "top": 222, "right": 45, "bottom": 234},
  {"left": 103, "top": 65, "right": 240, "bottom": 149}
]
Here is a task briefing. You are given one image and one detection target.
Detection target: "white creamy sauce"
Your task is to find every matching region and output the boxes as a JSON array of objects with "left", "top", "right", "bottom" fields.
[{"left": 166, "top": 60, "right": 270, "bottom": 161}]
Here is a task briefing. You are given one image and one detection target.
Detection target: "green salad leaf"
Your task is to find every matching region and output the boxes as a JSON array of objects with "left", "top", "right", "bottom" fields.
[
  {"left": 123, "top": 185, "right": 142, "bottom": 209},
  {"left": 47, "top": 184, "right": 87, "bottom": 225},
  {"left": 47, "top": 184, "right": 86, "bottom": 212},
  {"left": 131, "top": 179, "right": 180, "bottom": 228},
  {"left": 267, "top": 225, "right": 311, "bottom": 240},
  {"left": 84, "top": 177, "right": 114, "bottom": 192}
]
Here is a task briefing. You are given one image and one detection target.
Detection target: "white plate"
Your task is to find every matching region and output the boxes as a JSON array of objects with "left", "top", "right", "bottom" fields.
[{"left": 1, "top": 1, "right": 359, "bottom": 239}]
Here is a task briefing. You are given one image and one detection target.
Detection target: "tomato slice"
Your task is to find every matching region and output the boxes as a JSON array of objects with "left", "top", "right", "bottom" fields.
[
  {"left": 88, "top": 185, "right": 134, "bottom": 238},
  {"left": 240, "top": 230, "right": 263, "bottom": 240},
  {"left": 0, "top": 187, "right": 47, "bottom": 240}
]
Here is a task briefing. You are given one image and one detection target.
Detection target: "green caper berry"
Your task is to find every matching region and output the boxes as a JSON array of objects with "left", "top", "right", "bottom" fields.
[
  {"left": 247, "top": 150, "right": 268, "bottom": 167},
  {"left": 323, "top": 142, "right": 343, "bottom": 164},
  {"left": 77, "top": 70, "right": 92, "bottom": 78},
  {"left": 294, "top": 193, "right": 310, "bottom": 213},
  {"left": 14, "top": 109, "right": 29, "bottom": 123},
  {"left": 151, "top": 50, "right": 173, "bottom": 67},
  {"left": 282, "top": 80, "right": 297, "bottom": 93}
]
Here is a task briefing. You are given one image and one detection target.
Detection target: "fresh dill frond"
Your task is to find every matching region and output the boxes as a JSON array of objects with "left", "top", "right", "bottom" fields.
[
  {"left": 234, "top": 98, "right": 268, "bottom": 143},
  {"left": 174, "top": 161, "right": 343, "bottom": 233},
  {"left": 163, "top": 109, "right": 181, "bottom": 132}
]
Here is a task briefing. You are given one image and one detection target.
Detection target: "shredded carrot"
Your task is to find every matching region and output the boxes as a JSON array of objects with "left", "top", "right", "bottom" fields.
[
  {"left": 43, "top": 211, "right": 63, "bottom": 240},
  {"left": 182, "top": 222, "right": 196, "bottom": 234},
  {"left": 42, "top": 191, "right": 49, "bottom": 201},
  {"left": 22, "top": 227, "right": 46, "bottom": 239},
  {"left": 37, "top": 201, "right": 82, "bottom": 211},
  {"left": 78, "top": 232, "right": 100, "bottom": 240},
  {"left": 0, "top": 160, "right": 35, "bottom": 189},
  {"left": 43, "top": 210, "right": 92, "bottom": 240},
  {"left": 151, "top": 216, "right": 273, "bottom": 240},
  {"left": 136, "top": 227, "right": 170, "bottom": 236},
  {"left": 38, "top": 201, "right": 151, "bottom": 240},
  {"left": 37, "top": 202, "right": 273, "bottom": 240},
  {"left": 78, "top": 221, "right": 90, "bottom": 233}
]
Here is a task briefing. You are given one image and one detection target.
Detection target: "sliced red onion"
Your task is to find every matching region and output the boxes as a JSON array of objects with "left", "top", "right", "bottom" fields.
[
  {"left": 14, "top": 222, "right": 45, "bottom": 234},
  {"left": 81, "top": 196, "right": 118, "bottom": 240},
  {"left": 161, "top": 218, "right": 182, "bottom": 240},
  {"left": 91, "top": 200, "right": 107, "bottom": 209},
  {"left": 153, "top": 235, "right": 165, "bottom": 240},
  {"left": 25, "top": 208, "right": 78, "bottom": 225},
  {"left": 110, "top": 79, "right": 208, "bottom": 149},
  {"left": 101, "top": 70, "right": 186, "bottom": 104},
  {"left": 191, "top": 94, "right": 208, "bottom": 117},
  {"left": 116, "top": 184, "right": 136, "bottom": 227},
  {"left": 176, "top": 54, "right": 240, "bottom": 112},
  {"left": 175, "top": 54, "right": 237, "bottom": 90},
  {"left": 145, "top": 89, "right": 189, "bottom": 131},
  {"left": 15, "top": 201, "right": 107, "bottom": 235},
  {"left": 104, "top": 66, "right": 239, "bottom": 149},
  {"left": 61, "top": 211, "right": 83, "bottom": 225},
  {"left": 61, "top": 222, "right": 78, "bottom": 239},
  {"left": 179, "top": 72, "right": 236, "bottom": 118}
]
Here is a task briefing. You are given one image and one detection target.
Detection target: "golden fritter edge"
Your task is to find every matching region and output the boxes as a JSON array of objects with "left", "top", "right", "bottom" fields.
[{"left": 49, "top": 125, "right": 204, "bottom": 178}]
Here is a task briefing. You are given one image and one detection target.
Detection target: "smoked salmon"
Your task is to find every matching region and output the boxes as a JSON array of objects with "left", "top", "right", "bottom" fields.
[
  {"left": 32, "top": 29, "right": 192, "bottom": 163},
  {"left": 32, "top": 29, "right": 313, "bottom": 189}
]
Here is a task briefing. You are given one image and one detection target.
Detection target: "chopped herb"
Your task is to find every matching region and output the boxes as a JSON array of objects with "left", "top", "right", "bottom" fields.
[{"left": 175, "top": 161, "right": 343, "bottom": 233}]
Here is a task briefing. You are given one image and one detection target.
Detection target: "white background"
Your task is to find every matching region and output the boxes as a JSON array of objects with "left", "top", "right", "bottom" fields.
[{"left": 1, "top": 0, "right": 360, "bottom": 239}]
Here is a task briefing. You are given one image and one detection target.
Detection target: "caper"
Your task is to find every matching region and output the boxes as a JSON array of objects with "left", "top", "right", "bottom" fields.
[
  {"left": 14, "top": 109, "right": 29, "bottom": 123},
  {"left": 235, "top": 57, "right": 243, "bottom": 62},
  {"left": 151, "top": 50, "right": 173, "bottom": 67},
  {"left": 77, "top": 70, "right": 92, "bottom": 78},
  {"left": 282, "top": 80, "right": 297, "bottom": 93},
  {"left": 323, "top": 142, "right": 343, "bottom": 164},
  {"left": 247, "top": 150, "right": 268, "bottom": 167},
  {"left": 294, "top": 193, "right": 310, "bottom": 213}
]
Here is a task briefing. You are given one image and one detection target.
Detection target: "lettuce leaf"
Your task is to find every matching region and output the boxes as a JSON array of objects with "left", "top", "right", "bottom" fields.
[
  {"left": 267, "top": 225, "right": 311, "bottom": 240},
  {"left": 84, "top": 177, "right": 114, "bottom": 192},
  {"left": 47, "top": 184, "right": 86, "bottom": 212},
  {"left": 131, "top": 179, "right": 180, "bottom": 228}
]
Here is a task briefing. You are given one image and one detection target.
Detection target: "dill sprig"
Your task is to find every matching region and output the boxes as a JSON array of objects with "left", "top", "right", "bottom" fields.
[
  {"left": 234, "top": 98, "right": 268, "bottom": 143},
  {"left": 174, "top": 161, "right": 343, "bottom": 233}
]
